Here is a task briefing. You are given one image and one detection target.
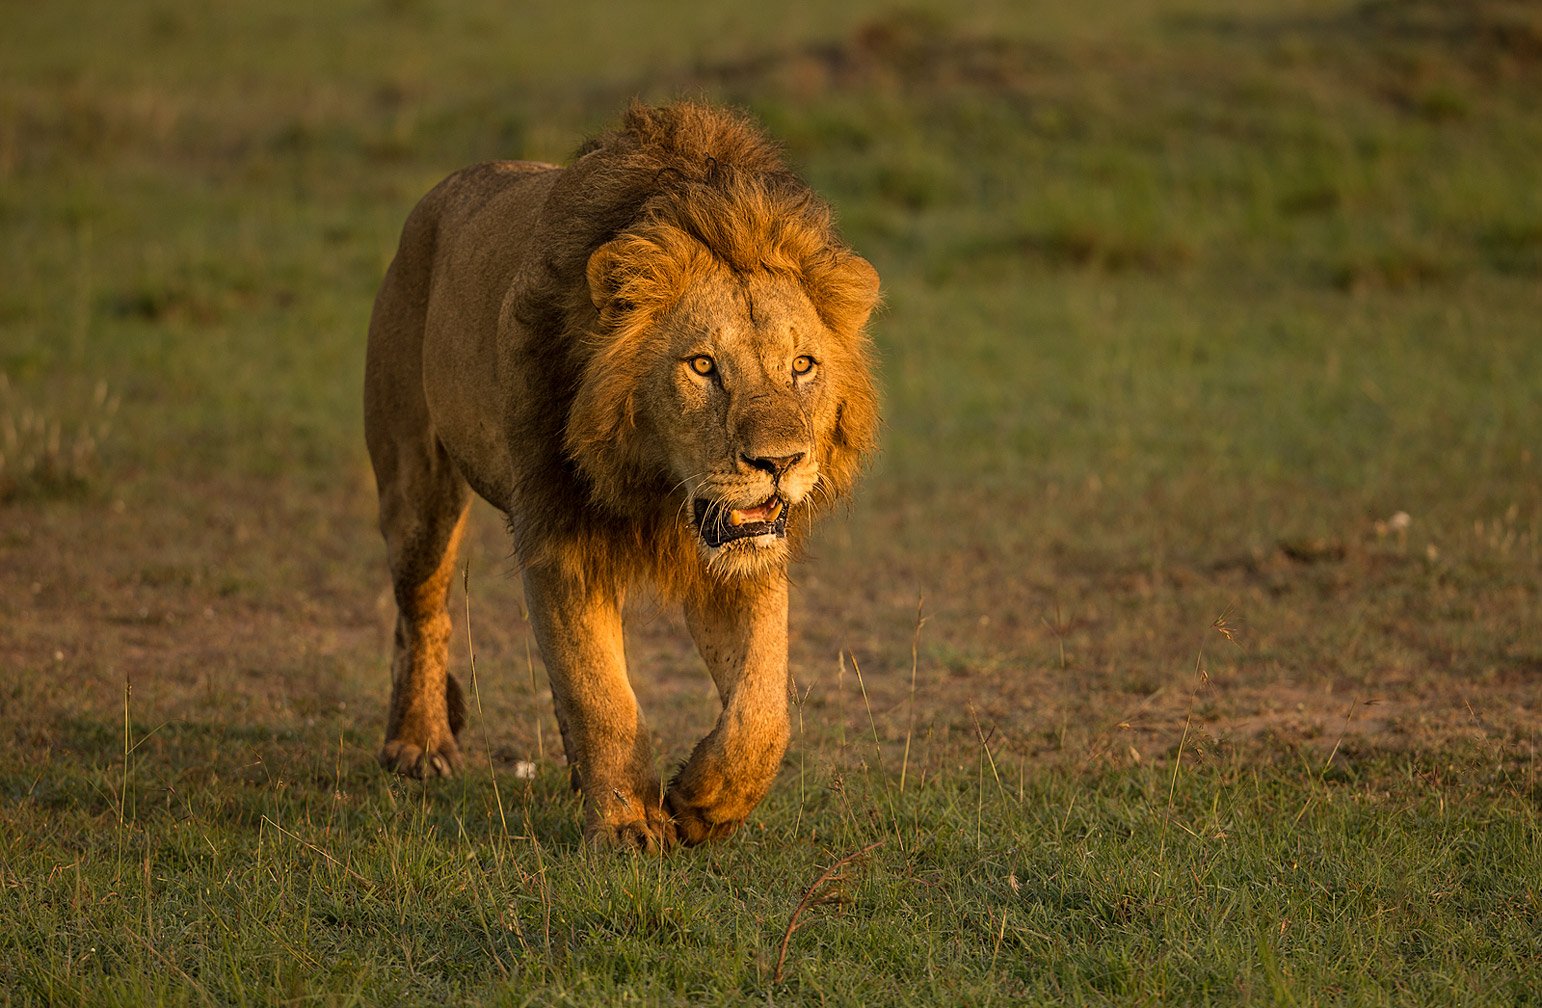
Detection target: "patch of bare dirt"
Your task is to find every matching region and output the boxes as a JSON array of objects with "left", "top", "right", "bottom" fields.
[{"left": 4, "top": 477, "right": 1538, "bottom": 787}]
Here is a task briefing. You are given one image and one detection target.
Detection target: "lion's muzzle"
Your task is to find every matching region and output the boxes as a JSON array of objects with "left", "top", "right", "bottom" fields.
[{"left": 694, "top": 495, "right": 788, "bottom": 548}]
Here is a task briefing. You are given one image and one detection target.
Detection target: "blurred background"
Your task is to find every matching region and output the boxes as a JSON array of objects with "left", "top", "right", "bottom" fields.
[{"left": 3, "top": 0, "right": 1539, "bottom": 773}]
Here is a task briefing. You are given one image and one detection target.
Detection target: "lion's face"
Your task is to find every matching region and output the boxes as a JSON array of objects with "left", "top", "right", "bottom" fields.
[
  {"left": 571, "top": 234, "right": 879, "bottom": 580},
  {"left": 643, "top": 268, "right": 830, "bottom": 572}
]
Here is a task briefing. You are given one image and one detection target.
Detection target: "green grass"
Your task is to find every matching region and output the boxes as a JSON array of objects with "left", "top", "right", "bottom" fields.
[
  {"left": 4, "top": 706, "right": 1538, "bottom": 1005},
  {"left": 3, "top": 0, "right": 1541, "bottom": 1003}
]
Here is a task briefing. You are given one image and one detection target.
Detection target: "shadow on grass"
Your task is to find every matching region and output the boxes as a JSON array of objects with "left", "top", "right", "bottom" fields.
[{"left": 4, "top": 714, "right": 591, "bottom": 848}]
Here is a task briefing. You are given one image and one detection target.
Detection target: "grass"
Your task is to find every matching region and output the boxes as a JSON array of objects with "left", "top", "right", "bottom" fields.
[
  {"left": 0, "top": 374, "right": 119, "bottom": 503},
  {"left": 3, "top": 698, "right": 1538, "bottom": 1004},
  {"left": 3, "top": 677, "right": 1539, "bottom": 1005},
  {"left": 3, "top": 0, "right": 1541, "bottom": 1003}
]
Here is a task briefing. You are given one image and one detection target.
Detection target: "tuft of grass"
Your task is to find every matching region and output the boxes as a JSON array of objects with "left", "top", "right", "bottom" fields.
[
  {"left": 0, "top": 375, "right": 118, "bottom": 502},
  {"left": 1330, "top": 245, "right": 1456, "bottom": 293}
]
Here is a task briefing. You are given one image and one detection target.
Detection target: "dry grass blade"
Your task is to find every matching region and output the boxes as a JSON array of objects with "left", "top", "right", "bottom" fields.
[
  {"left": 464, "top": 561, "right": 512, "bottom": 844},
  {"left": 899, "top": 596, "right": 927, "bottom": 793},
  {"left": 1159, "top": 611, "right": 1238, "bottom": 865},
  {"left": 772, "top": 840, "right": 885, "bottom": 984},
  {"left": 969, "top": 702, "right": 1006, "bottom": 799},
  {"left": 258, "top": 816, "right": 375, "bottom": 887},
  {"left": 850, "top": 654, "right": 905, "bottom": 844},
  {"left": 1320, "top": 696, "right": 1362, "bottom": 778}
]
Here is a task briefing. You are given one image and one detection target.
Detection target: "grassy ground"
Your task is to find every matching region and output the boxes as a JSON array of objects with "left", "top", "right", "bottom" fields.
[{"left": 2, "top": 0, "right": 1540, "bottom": 1003}]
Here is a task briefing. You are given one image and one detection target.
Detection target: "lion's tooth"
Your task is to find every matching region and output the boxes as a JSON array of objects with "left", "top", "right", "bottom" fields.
[{"left": 729, "top": 510, "right": 746, "bottom": 527}]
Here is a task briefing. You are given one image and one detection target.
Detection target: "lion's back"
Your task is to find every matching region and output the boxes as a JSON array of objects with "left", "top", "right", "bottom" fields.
[
  {"left": 411, "top": 160, "right": 561, "bottom": 281},
  {"left": 367, "top": 160, "right": 564, "bottom": 509}
]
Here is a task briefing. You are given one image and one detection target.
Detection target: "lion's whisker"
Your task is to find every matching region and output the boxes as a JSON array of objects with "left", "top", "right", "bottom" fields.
[{"left": 670, "top": 471, "right": 710, "bottom": 527}]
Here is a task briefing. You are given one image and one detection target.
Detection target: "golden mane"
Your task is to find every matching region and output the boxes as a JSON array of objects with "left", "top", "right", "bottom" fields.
[{"left": 508, "top": 101, "right": 880, "bottom": 597}]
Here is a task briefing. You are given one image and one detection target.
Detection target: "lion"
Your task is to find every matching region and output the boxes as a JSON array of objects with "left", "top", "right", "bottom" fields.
[{"left": 363, "top": 102, "right": 880, "bottom": 849}]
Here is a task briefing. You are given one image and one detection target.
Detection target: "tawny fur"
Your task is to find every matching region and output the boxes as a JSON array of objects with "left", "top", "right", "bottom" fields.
[{"left": 364, "top": 102, "right": 880, "bottom": 849}]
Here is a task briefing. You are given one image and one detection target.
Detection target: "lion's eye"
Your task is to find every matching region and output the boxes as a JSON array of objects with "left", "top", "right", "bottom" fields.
[
  {"left": 689, "top": 355, "right": 716, "bottom": 377},
  {"left": 792, "top": 355, "right": 815, "bottom": 376}
]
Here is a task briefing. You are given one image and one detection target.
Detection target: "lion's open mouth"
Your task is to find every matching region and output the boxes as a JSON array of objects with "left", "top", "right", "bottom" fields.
[{"left": 693, "top": 495, "right": 788, "bottom": 548}]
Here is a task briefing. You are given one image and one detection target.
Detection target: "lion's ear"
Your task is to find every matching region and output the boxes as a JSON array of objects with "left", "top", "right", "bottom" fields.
[
  {"left": 817, "top": 252, "right": 881, "bottom": 335},
  {"left": 842, "top": 254, "right": 881, "bottom": 318},
  {"left": 586, "top": 241, "right": 626, "bottom": 311}
]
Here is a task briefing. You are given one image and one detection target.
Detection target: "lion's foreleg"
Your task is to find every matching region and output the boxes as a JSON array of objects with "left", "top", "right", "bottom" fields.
[
  {"left": 668, "top": 575, "right": 791, "bottom": 845},
  {"left": 521, "top": 564, "right": 672, "bottom": 851}
]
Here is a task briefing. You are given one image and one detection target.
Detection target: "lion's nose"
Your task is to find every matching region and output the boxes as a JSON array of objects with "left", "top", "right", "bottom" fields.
[{"left": 742, "top": 452, "right": 805, "bottom": 479}]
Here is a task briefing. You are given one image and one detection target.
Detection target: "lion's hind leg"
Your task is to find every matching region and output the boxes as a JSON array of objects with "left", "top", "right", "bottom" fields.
[
  {"left": 378, "top": 503, "right": 470, "bottom": 778},
  {"left": 366, "top": 318, "right": 474, "bottom": 774},
  {"left": 365, "top": 203, "right": 478, "bottom": 779},
  {"left": 376, "top": 490, "right": 471, "bottom": 779}
]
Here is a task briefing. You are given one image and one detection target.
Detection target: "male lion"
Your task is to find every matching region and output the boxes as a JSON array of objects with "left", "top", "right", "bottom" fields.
[{"left": 364, "top": 102, "right": 880, "bottom": 849}]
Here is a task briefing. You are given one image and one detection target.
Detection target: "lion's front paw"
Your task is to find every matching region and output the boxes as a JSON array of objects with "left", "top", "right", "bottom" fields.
[
  {"left": 663, "top": 791, "right": 748, "bottom": 846},
  {"left": 585, "top": 802, "right": 676, "bottom": 853},
  {"left": 379, "top": 735, "right": 461, "bottom": 778}
]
